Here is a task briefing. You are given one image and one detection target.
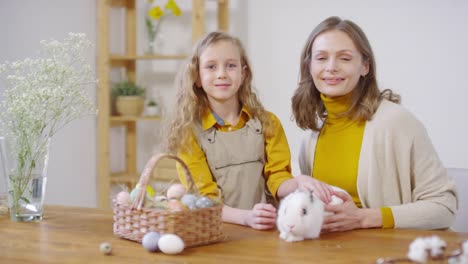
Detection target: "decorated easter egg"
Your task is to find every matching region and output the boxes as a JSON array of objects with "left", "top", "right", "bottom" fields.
[
  {"left": 158, "top": 234, "right": 185, "bottom": 254},
  {"left": 166, "top": 183, "right": 186, "bottom": 200},
  {"left": 99, "top": 242, "right": 112, "bottom": 255},
  {"left": 130, "top": 184, "right": 156, "bottom": 202},
  {"left": 195, "top": 196, "right": 214, "bottom": 208},
  {"left": 116, "top": 191, "right": 130, "bottom": 205},
  {"left": 130, "top": 187, "right": 138, "bottom": 202},
  {"left": 146, "top": 185, "right": 155, "bottom": 197},
  {"left": 142, "top": 232, "right": 161, "bottom": 252},
  {"left": 180, "top": 194, "right": 198, "bottom": 209},
  {"left": 168, "top": 199, "right": 187, "bottom": 212}
]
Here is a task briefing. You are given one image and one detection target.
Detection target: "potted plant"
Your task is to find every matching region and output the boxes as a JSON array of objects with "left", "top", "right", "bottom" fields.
[
  {"left": 146, "top": 99, "right": 160, "bottom": 116},
  {"left": 112, "top": 81, "right": 145, "bottom": 116}
]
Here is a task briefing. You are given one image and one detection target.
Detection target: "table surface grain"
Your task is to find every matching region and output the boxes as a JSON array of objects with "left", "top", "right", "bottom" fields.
[{"left": 0, "top": 205, "right": 466, "bottom": 264}]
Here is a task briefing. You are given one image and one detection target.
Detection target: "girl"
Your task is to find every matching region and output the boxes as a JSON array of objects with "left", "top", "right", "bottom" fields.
[
  {"left": 292, "top": 16, "right": 458, "bottom": 231},
  {"left": 164, "top": 32, "right": 303, "bottom": 230}
]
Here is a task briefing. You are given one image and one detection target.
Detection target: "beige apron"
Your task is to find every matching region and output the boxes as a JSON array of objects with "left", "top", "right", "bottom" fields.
[{"left": 196, "top": 118, "right": 271, "bottom": 209}]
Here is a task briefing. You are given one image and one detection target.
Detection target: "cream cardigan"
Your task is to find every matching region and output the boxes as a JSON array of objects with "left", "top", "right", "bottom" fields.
[{"left": 299, "top": 100, "right": 458, "bottom": 229}]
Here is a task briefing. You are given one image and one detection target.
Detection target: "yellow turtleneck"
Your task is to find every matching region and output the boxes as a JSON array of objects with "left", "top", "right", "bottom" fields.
[{"left": 313, "top": 92, "right": 394, "bottom": 229}]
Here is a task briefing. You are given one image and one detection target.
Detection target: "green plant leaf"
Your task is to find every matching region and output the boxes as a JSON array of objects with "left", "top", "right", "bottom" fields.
[
  {"left": 111, "top": 81, "right": 145, "bottom": 97},
  {"left": 20, "top": 197, "right": 31, "bottom": 204}
]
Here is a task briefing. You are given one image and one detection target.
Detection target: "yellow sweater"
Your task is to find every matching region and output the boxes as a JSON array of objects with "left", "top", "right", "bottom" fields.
[
  {"left": 177, "top": 107, "right": 293, "bottom": 200},
  {"left": 313, "top": 93, "right": 394, "bottom": 228}
]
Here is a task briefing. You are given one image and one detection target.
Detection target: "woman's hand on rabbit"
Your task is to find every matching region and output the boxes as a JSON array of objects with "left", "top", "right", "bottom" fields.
[
  {"left": 321, "top": 191, "right": 382, "bottom": 232},
  {"left": 295, "top": 175, "right": 335, "bottom": 204},
  {"left": 244, "top": 203, "right": 277, "bottom": 230}
]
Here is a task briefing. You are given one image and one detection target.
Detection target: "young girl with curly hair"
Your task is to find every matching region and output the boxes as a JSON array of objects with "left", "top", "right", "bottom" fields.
[{"left": 164, "top": 31, "right": 308, "bottom": 230}]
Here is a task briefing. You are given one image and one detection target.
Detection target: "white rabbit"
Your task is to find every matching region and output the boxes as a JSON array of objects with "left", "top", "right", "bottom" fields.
[{"left": 277, "top": 186, "right": 347, "bottom": 242}]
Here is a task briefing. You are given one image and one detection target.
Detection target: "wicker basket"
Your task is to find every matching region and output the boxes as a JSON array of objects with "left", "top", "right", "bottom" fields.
[{"left": 113, "top": 154, "right": 225, "bottom": 247}]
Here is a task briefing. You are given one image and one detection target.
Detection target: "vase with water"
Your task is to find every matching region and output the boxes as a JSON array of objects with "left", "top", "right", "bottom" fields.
[
  {"left": 145, "top": 16, "right": 166, "bottom": 55},
  {"left": 0, "top": 136, "right": 50, "bottom": 222},
  {"left": 0, "top": 33, "right": 97, "bottom": 222}
]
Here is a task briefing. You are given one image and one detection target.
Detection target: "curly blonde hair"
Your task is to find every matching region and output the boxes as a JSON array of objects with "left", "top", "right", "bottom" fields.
[
  {"left": 163, "top": 31, "right": 273, "bottom": 153},
  {"left": 291, "top": 16, "right": 400, "bottom": 132}
]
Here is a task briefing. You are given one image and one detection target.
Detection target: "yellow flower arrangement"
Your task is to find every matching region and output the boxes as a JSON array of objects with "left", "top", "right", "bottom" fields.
[{"left": 145, "top": 0, "right": 181, "bottom": 53}]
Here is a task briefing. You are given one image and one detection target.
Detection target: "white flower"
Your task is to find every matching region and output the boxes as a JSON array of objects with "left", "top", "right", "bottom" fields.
[
  {"left": 449, "top": 250, "right": 468, "bottom": 264},
  {"left": 0, "top": 32, "right": 97, "bottom": 211},
  {"left": 408, "top": 237, "right": 430, "bottom": 263},
  {"left": 427, "top": 235, "right": 447, "bottom": 258},
  {"left": 407, "top": 236, "right": 449, "bottom": 263}
]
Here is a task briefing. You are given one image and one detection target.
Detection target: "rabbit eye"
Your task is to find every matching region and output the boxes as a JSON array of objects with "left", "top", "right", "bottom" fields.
[{"left": 302, "top": 208, "right": 307, "bottom": 216}]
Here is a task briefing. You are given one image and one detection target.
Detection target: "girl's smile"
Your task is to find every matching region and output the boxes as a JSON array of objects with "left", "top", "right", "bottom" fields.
[{"left": 198, "top": 40, "right": 244, "bottom": 105}]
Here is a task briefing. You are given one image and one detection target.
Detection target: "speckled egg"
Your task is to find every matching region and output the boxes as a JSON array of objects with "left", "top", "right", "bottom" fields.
[
  {"left": 195, "top": 196, "right": 214, "bottom": 208},
  {"left": 158, "top": 234, "right": 185, "bottom": 254},
  {"left": 99, "top": 242, "right": 112, "bottom": 255},
  {"left": 180, "top": 194, "right": 198, "bottom": 209},
  {"left": 166, "top": 183, "right": 186, "bottom": 200},
  {"left": 116, "top": 191, "right": 130, "bottom": 205},
  {"left": 142, "top": 232, "right": 161, "bottom": 252}
]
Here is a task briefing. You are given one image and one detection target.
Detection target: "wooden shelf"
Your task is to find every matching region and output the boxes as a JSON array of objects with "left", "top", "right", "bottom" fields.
[
  {"left": 110, "top": 172, "right": 138, "bottom": 184},
  {"left": 97, "top": 0, "right": 230, "bottom": 208},
  {"left": 111, "top": 170, "right": 174, "bottom": 186},
  {"left": 110, "top": 115, "right": 161, "bottom": 122},
  {"left": 110, "top": 54, "right": 187, "bottom": 67},
  {"left": 111, "top": 54, "right": 187, "bottom": 60},
  {"left": 110, "top": 115, "right": 161, "bottom": 127}
]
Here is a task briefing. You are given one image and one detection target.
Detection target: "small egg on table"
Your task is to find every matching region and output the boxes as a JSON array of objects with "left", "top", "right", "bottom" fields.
[
  {"left": 142, "top": 232, "right": 161, "bottom": 252},
  {"left": 99, "top": 242, "right": 112, "bottom": 255},
  {"left": 158, "top": 234, "right": 185, "bottom": 254}
]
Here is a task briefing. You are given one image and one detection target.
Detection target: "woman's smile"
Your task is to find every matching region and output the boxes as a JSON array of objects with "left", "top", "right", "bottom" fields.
[{"left": 322, "top": 77, "right": 344, "bottom": 85}]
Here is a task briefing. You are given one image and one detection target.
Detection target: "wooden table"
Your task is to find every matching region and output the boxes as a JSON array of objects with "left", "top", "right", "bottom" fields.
[{"left": 0, "top": 206, "right": 467, "bottom": 263}]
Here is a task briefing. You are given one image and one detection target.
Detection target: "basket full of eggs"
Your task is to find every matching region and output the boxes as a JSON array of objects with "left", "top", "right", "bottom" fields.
[{"left": 113, "top": 154, "right": 225, "bottom": 248}]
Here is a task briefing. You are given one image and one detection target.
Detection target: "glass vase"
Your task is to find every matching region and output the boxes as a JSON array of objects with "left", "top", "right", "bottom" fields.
[
  {"left": 146, "top": 33, "right": 166, "bottom": 55},
  {"left": 0, "top": 136, "right": 51, "bottom": 222},
  {"left": 145, "top": 15, "right": 165, "bottom": 55}
]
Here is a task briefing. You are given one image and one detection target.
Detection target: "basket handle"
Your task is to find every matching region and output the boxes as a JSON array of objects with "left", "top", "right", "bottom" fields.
[{"left": 131, "top": 153, "right": 195, "bottom": 210}]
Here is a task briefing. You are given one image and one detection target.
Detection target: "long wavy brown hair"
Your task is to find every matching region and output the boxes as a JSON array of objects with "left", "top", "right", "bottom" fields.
[
  {"left": 291, "top": 16, "right": 400, "bottom": 131},
  {"left": 163, "top": 31, "right": 273, "bottom": 153}
]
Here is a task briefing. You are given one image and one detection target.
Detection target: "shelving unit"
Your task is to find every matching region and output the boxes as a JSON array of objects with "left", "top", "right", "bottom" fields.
[{"left": 96, "top": 0, "right": 230, "bottom": 208}]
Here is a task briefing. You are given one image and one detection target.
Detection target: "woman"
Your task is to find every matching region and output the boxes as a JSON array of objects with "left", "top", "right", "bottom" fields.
[{"left": 291, "top": 16, "right": 458, "bottom": 231}]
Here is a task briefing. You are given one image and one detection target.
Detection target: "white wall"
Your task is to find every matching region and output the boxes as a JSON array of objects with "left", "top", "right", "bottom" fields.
[
  {"left": 0, "top": 0, "right": 246, "bottom": 207},
  {"left": 0, "top": 0, "right": 97, "bottom": 207},
  {"left": 1, "top": 0, "right": 466, "bottom": 208},
  {"left": 247, "top": 0, "right": 468, "bottom": 171}
]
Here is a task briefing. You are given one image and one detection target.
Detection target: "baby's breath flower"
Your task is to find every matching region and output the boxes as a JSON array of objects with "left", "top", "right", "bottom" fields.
[{"left": 0, "top": 32, "right": 97, "bottom": 212}]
